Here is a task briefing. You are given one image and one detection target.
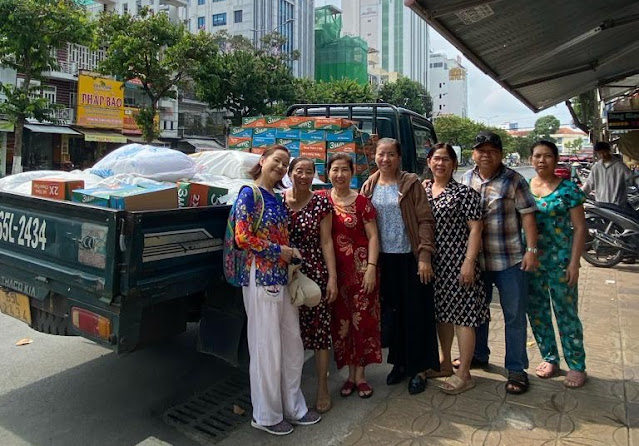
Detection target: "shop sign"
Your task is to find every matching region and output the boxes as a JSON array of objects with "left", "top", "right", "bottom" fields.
[
  {"left": 123, "top": 107, "right": 160, "bottom": 135},
  {"left": 76, "top": 74, "right": 124, "bottom": 129},
  {"left": 608, "top": 110, "right": 639, "bottom": 130}
]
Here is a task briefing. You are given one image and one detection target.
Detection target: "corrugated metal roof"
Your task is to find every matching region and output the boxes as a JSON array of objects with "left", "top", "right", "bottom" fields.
[{"left": 406, "top": 0, "right": 639, "bottom": 111}]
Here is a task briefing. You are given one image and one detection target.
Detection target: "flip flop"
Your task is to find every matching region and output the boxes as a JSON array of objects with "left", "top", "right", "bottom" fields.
[
  {"left": 356, "top": 381, "right": 374, "bottom": 399},
  {"left": 535, "top": 361, "right": 559, "bottom": 379},
  {"left": 564, "top": 370, "right": 587, "bottom": 389},
  {"left": 340, "top": 380, "right": 356, "bottom": 397},
  {"left": 439, "top": 374, "right": 476, "bottom": 395},
  {"left": 423, "top": 368, "right": 454, "bottom": 378}
]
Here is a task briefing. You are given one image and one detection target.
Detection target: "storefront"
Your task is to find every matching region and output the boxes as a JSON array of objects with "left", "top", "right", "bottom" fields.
[
  {"left": 73, "top": 129, "right": 128, "bottom": 169},
  {"left": 22, "top": 124, "right": 83, "bottom": 171}
]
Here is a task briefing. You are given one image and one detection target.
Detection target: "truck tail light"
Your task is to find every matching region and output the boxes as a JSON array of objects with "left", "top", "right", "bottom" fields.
[{"left": 71, "top": 307, "right": 112, "bottom": 341}]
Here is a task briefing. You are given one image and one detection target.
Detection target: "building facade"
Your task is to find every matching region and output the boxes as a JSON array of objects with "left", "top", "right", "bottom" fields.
[{"left": 428, "top": 52, "right": 468, "bottom": 118}]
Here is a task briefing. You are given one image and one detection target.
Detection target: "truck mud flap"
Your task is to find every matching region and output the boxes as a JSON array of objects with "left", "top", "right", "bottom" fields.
[{"left": 197, "top": 307, "right": 248, "bottom": 367}]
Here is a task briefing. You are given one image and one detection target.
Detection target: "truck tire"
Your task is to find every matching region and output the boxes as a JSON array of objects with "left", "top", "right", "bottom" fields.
[{"left": 30, "top": 307, "right": 74, "bottom": 336}]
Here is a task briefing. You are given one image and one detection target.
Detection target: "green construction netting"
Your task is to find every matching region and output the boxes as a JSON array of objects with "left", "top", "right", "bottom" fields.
[{"left": 314, "top": 6, "right": 368, "bottom": 85}]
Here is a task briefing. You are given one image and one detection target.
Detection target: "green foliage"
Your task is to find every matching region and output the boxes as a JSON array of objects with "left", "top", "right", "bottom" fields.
[
  {"left": 433, "top": 115, "right": 483, "bottom": 149},
  {"left": 193, "top": 31, "right": 298, "bottom": 126},
  {"left": 96, "top": 7, "right": 218, "bottom": 141},
  {"left": 377, "top": 76, "right": 432, "bottom": 116},
  {"left": 291, "top": 78, "right": 374, "bottom": 105},
  {"left": 565, "top": 137, "right": 584, "bottom": 155},
  {"left": 0, "top": 0, "right": 91, "bottom": 172},
  {"left": 506, "top": 134, "right": 535, "bottom": 158},
  {"left": 532, "top": 115, "right": 560, "bottom": 142},
  {"left": 565, "top": 90, "right": 595, "bottom": 137}
]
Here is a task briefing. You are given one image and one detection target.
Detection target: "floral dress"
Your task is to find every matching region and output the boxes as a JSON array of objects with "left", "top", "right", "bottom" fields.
[
  {"left": 326, "top": 192, "right": 382, "bottom": 369},
  {"left": 426, "top": 180, "right": 489, "bottom": 327},
  {"left": 285, "top": 192, "right": 334, "bottom": 350}
]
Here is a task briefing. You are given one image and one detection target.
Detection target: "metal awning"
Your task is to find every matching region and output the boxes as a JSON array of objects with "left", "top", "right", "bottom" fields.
[
  {"left": 184, "top": 138, "right": 225, "bottom": 151},
  {"left": 79, "top": 130, "right": 128, "bottom": 143},
  {"left": 406, "top": 0, "right": 639, "bottom": 112},
  {"left": 24, "top": 124, "right": 81, "bottom": 135}
]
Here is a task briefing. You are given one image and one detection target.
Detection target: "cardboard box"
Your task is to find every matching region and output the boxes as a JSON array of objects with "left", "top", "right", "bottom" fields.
[
  {"left": 264, "top": 116, "right": 291, "bottom": 128},
  {"left": 109, "top": 185, "right": 178, "bottom": 211},
  {"left": 228, "top": 136, "right": 252, "bottom": 150},
  {"left": 32, "top": 178, "right": 85, "bottom": 201},
  {"left": 313, "top": 117, "right": 356, "bottom": 130},
  {"left": 325, "top": 127, "right": 363, "bottom": 142},
  {"left": 230, "top": 127, "right": 253, "bottom": 138},
  {"left": 241, "top": 116, "right": 266, "bottom": 128},
  {"left": 327, "top": 141, "right": 359, "bottom": 154},
  {"left": 299, "top": 129, "right": 325, "bottom": 141},
  {"left": 300, "top": 141, "right": 326, "bottom": 162},
  {"left": 251, "top": 135, "right": 276, "bottom": 148},
  {"left": 177, "top": 181, "right": 228, "bottom": 207},
  {"left": 286, "top": 116, "right": 316, "bottom": 129},
  {"left": 253, "top": 127, "right": 278, "bottom": 139},
  {"left": 275, "top": 128, "right": 301, "bottom": 139},
  {"left": 72, "top": 185, "right": 140, "bottom": 208},
  {"left": 276, "top": 138, "right": 301, "bottom": 156}
]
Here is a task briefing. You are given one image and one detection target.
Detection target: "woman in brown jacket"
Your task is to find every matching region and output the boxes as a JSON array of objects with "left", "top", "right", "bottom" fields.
[{"left": 361, "top": 137, "right": 439, "bottom": 395}]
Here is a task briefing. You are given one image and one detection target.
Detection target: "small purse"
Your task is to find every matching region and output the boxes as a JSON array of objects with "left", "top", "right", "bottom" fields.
[{"left": 288, "top": 260, "right": 321, "bottom": 308}]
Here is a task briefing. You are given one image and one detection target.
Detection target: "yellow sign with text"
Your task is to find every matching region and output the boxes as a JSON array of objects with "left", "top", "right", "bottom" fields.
[{"left": 77, "top": 74, "right": 125, "bottom": 129}]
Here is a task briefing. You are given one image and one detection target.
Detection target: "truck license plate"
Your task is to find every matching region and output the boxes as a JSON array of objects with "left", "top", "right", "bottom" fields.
[{"left": 0, "top": 288, "right": 32, "bottom": 325}]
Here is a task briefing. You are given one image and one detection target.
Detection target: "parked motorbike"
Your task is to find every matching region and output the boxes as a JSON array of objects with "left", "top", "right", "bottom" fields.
[{"left": 582, "top": 199, "right": 639, "bottom": 267}]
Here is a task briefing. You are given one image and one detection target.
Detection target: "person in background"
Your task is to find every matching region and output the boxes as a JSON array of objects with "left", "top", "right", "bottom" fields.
[
  {"left": 284, "top": 157, "right": 338, "bottom": 413},
  {"left": 234, "top": 145, "right": 320, "bottom": 435},
  {"left": 528, "top": 141, "right": 588, "bottom": 388},
  {"left": 361, "top": 138, "right": 439, "bottom": 396},
  {"left": 326, "top": 153, "right": 382, "bottom": 399},
  {"left": 459, "top": 131, "right": 539, "bottom": 395},
  {"left": 582, "top": 141, "right": 634, "bottom": 208},
  {"left": 425, "top": 143, "right": 489, "bottom": 395}
]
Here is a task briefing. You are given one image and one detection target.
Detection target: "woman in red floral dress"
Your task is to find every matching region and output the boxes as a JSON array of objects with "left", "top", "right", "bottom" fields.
[{"left": 326, "top": 153, "right": 381, "bottom": 399}]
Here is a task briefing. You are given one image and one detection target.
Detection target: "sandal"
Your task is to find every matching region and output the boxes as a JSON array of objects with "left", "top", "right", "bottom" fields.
[
  {"left": 535, "top": 361, "right": 559, "bottom": 379},
  {"left": 439, "top": 374, "right": 476, "bottom": 395},
  {"left": 452, "top": 357, "right": 489, "bottom": 369},
  {"left": 505, "top": 371, "right": 529, "bottom": 395},
  {"left": 340, "top": 380, "right": 356, "bottom": 397},
  {"left": 356, "top": 381, "right": 374, "bottom": 399},
  {"left": 423, "top": 368, "right": 454, "bottom": 378},
  {"left": 564, "top": 370, "right": 587, "bottom": 389}
]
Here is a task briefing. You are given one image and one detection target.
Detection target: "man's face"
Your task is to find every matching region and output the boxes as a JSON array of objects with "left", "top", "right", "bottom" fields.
[
  {"left": 595, "top": 149, "right": 612, "bottom": 161},
  {"left": 472, "top": 143, "right": 502, "bottom": 171}
]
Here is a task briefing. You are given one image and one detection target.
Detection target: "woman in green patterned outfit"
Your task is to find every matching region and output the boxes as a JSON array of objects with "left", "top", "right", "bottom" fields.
[{"left": 527, "top": 140, "right": 588, "bottom": 388}]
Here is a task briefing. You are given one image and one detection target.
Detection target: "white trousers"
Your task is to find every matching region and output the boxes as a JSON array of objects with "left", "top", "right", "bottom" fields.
[{"left": 243, "top": 262, "right": 308, "bottom": 426}]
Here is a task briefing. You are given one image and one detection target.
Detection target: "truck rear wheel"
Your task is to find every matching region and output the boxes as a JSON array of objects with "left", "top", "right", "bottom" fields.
[{"left": 30, "top": 307, "right": 74, "bottom": 336}]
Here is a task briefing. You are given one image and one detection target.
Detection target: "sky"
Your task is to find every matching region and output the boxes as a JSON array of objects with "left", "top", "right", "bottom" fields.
[{"left": 314, "top": 0, "right": 574, "bottom": 130}]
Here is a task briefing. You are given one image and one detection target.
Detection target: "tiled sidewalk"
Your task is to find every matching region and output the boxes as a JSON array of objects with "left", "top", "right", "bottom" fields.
[{"left": 342, "top": 263, "right": 639, "bottom": 446}]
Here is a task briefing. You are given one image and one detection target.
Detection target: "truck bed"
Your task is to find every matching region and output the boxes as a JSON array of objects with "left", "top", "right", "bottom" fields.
[{"left": 0, "top": 191, "right": 230, "bottom": 352}]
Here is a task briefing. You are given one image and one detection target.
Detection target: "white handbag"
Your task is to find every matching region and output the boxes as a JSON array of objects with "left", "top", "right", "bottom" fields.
[{"left": 287, "top": 260, "right": 321, "bottom": 308}]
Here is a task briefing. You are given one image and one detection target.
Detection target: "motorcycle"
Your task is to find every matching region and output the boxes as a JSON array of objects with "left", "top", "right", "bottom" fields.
[{"left": 582, "top": 199, "right": 639, "bottom": 267}]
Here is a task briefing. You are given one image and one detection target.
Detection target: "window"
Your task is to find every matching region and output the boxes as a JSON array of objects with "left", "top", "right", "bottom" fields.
[
  {"left": 212, "top": 13, "right": 226, "bottom": 26},
  {"left": 198, "top": 0, "right": 205, "bottom": 4},
  {"left": 122, "top": 3, "right": 128, "bottom": 14},
  {"left": 412, "top": 117, "right": 435, "bottom": 178},
  {"left": 212, "top": 0, "right": 225, "bottom": 2},
  {"left": 197, "top": 16, "right": 205, "bottom": 30},
  {"left": 234, "top": 10, "right": 242, "bottom": 23}
]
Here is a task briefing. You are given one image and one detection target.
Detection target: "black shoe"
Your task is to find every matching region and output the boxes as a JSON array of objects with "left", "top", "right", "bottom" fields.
[
  {"left": 386, "top": 366, "right": 406, "bottom": 385},
  {"left": 408, "top": 375, "right": 426, "bottom": 395}
]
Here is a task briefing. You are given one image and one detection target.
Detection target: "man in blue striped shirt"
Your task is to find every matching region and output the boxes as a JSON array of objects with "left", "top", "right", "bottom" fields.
[{"left": 459, "top": 131, "right": 539, "bottom": 395}]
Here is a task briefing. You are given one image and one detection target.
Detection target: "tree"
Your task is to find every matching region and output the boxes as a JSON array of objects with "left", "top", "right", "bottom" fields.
[
  {"left": 0, "top": 0, "right": 91, "bottom": 173},
  {"left": 377, "top": 76, "right": 432, "bottom": 116},
  {"left": 194, "top": 31, "right": 298, "bottom": 125},
  {"left": 565, "top": 137, "right": 584, "bottom": 156},
  {"left": 292, "top": 78, "right": 375, "bottom": 105},
  {"left": 531, "top": 115, "right": 560, "bottom": 142},
  {"left": 96, "top": 7, "right": 218, "bottom": 142},
  {"left": 506, "top": 134, "right": 535, "bottom": 158},
  {"left": 565, "top": 90, "right": 596, "bottom": 137},
  {"left": 433, "top": 115, "right": 483, "bottom": 149}
]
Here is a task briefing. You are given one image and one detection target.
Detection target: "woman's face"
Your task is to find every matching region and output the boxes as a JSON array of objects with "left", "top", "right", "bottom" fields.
[
  {"left": 428, "top": 148, "right": 456, "bottom": 181},
  {"left": 530, "top": 144, "right": 557, "bottom": 174},
  {"left": 291, "top": 160, "right": 315, "bottom": 190},
  {"left": 375, "top": 142, "right": 400, "bottom": 174},
  {"left": 328, "top": 159, "right": 353, "bottom": 189},
  {"left": 260, "top": 149, "right": 290, "bottom": 184}
]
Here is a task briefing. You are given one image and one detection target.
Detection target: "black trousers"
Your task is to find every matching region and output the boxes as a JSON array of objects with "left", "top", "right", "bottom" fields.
[{"left": 380, "top": 252, "right": 440, "bottom": 377}]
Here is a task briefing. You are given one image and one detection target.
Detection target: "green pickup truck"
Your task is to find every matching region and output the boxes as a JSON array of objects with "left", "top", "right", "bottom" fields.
[{"left": 0, "top": 103, "right": 436, "bottom": 361}]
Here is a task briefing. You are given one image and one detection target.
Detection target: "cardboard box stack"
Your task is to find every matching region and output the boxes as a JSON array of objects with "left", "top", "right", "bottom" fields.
[
  {"left": 235, "top": 116, "right": 376, "bottom": 186},
  {"left": 32, "top": 178, "right": 85, "bottom": 201}
]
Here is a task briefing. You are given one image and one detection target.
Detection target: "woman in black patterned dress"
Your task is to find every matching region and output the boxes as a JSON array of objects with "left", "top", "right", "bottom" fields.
[
  {"left": 284, "top": 157, "right": 338, "bottom": 413},
  {"left": 424, "top": 143, "right": 489, "bottom": 394}
]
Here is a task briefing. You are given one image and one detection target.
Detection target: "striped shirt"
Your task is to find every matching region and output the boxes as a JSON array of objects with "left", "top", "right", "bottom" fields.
[{"left": 461, "top": 165, "right": 537, "bottom": 271}]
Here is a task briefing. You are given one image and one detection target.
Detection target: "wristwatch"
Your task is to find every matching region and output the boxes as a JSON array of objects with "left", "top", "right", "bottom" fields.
[{"left": 526, "top": 247, "right": 538, "bottom": 254}]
